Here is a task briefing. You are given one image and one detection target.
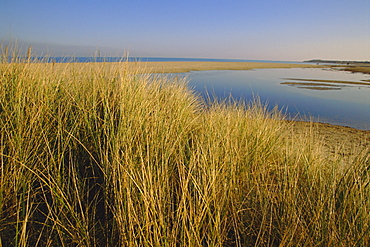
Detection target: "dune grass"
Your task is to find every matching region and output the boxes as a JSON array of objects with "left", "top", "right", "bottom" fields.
[{"left": 0, "top": 56, "right": 369, "bottom": 246}]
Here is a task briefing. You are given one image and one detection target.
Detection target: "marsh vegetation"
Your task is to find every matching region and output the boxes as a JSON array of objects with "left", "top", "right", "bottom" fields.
[{"left": 0, "top": 53, "right": 369, "bottom": 246}]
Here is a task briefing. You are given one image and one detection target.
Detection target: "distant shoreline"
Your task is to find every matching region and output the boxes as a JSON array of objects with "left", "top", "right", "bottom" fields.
[
  {"left": 18, "top": 61, "right": 326, "bottom": 73},
  {"left": 17, "top": 59, "right": 370, "bottom": 75},
  {"left": 131, "top": 61, "right": 370, "bottom": 75},
  {"left": 123, "top": 61, "right": 325, "bottom": 73},
  {"left": 305, "top": 59, "right": 370, "bottom": 65}
]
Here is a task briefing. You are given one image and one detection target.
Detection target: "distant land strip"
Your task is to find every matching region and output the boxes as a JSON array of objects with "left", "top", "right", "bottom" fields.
[
  {"left": 14, "top": 60, "right": 370, "bottom": 75},
  {"left": 24, "top": 61, "right": 326, "bottom": 73},
  {"left": 124, "top": 61, "right": 370, "bottom": 75},
  {"left": 305, "top": 59, "right": 370, "bottom": 65},
  {"left": 130, "top": 62, "right": 325, "bottom": 73}
]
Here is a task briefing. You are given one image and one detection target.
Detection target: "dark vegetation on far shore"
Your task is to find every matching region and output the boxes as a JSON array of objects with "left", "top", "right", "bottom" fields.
[
  {"left": 306, "top": 59, "right": 370, "bottom": 65},
  {"left": 305, "top": 59, "right": 370, "bottom": 76}
]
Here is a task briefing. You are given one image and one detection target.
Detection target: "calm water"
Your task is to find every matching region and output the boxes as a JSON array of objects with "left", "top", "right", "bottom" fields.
[{"left": 179, "top": 68, "right": 370, "bottom": 130}]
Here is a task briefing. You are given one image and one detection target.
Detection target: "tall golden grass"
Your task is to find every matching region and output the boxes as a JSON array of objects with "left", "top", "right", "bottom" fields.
[{"left": 0, "top": 53, "right": 369, "bottom": 246}]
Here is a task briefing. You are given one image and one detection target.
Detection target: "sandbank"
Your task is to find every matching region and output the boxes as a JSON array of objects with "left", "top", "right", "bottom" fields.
[
  {"left": 339, "top": 65, "right": 370, "bottom": 75},
  {"left": 283, "top": 78, "right": 370, "bottom": 86},
  {"left": 28, "top": 60, "right": 370, "bottom": 75},
  {"left": 138, "top": 61, "right": 370, "bottom": 76},
  {"left": 134, "top": 61, "right": 325, "bottom": 73},
  {"left": 27, "top": 61, "right": 324, "bottom": 73}
]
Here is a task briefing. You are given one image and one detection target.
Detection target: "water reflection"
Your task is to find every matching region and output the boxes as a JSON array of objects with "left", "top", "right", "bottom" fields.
[
  {"left": 281, "top": 77, "right": 370, "bottom": 91},
  {"left": 181, "top": 68, "right": 370, "bottom": 130}
]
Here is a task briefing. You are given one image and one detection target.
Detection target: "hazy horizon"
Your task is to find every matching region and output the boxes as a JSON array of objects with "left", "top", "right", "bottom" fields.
[{"left": 1, "top": 0, "right": 369, "bottom": 61}]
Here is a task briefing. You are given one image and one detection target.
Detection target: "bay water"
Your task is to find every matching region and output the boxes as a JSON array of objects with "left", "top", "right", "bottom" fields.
[{"left": 178, "top": 68, "right": 370, "bottom": 130}]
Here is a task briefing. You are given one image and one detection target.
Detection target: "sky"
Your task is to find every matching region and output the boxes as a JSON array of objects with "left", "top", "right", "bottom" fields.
[{"left": 1, "top": 0, "right": 369, "bottom": 61}]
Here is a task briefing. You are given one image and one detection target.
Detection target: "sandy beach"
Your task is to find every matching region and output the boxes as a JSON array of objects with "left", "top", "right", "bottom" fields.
[
  {"left": 287, "top": 121, "right": 369, "bottom": 159},
  {"left": 132, "top": 61, "right": 326, "bottom": 73},
  {"left": 37, "top": 61, "right": 325, "bottom": 73}
]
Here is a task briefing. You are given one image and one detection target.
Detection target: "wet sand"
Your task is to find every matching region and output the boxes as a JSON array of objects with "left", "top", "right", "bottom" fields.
[
  {"left": 338, "top": 65, "right": 370, "bottom": 75},
  {"left": 287, "top": 121, "right": 369, "bottom": 158}
]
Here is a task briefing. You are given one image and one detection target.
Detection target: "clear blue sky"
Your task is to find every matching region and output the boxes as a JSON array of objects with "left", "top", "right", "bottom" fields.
[{"left": 1, "top": 0, "right": 369, "bottom": 61}]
